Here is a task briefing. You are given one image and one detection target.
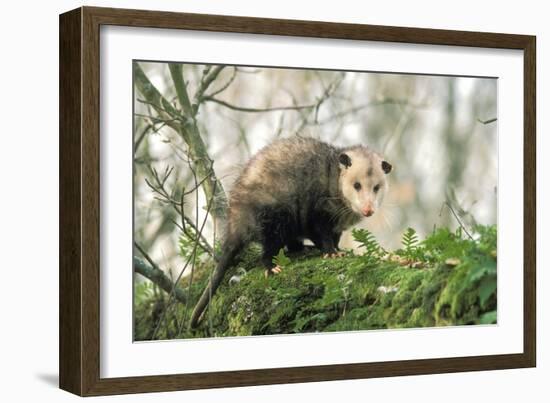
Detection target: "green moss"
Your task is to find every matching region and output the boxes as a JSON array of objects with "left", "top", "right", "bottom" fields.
[{"left": 134, "top": 225, "right": 498, "bottom": 340}]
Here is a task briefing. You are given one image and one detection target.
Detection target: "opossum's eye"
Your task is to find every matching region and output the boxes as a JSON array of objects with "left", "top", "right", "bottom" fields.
[
  {"left": 373, "top": 184, "right": 381, "bottom": 193},
  {"left": 354, "top": 182, "right": 362, "bottom": 191},
  {"left": 381, "top": 160, "right": 392, "bottom": 174},
  {"left": 339, "top": 153, "right": 352, "bottom": 168}
]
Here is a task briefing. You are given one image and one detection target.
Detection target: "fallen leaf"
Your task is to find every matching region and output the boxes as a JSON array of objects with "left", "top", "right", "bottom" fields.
[{"left": 445, "top": 257, "right": 461, "bottom": 266}]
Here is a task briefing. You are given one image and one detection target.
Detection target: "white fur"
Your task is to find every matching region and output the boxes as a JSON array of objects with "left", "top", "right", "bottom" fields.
[{"left": 339, "top": 148, "right": 389, "bottom": 217}]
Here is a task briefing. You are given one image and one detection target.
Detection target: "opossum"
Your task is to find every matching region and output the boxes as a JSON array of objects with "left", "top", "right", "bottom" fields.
[{"left": 190, "top": 137, "right": 392, "bottom": 328}]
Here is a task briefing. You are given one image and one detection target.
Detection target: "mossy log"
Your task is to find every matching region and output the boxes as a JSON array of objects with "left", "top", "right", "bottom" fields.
[{"left": 135, "top": 226, "right": 497, "bottom": 340}]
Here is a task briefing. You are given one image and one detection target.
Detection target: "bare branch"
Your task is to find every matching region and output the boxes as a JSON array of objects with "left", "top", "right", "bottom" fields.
[
  {"left": 313, "top": 73, "right": 345, "bottom": 123},
  {"left": 439, "top": 202, "right": 474, "bottom": 241},
  {"left": 316, "top": 98, "right": 428, "bottom": 125},
  {"left": 134, "top": 123, "right": 152, "bottom": 154},
  {"left": 195, "top": 65, "right": 226, "bottom": 103},
  {"left": 134, "top": 248, "right": 188, "bottom": 305},
  {"left": 144, "top": 165, "right": 215, "bottom": 257},
  {"left": 202, "top": 95, "right": 319, "bottom": 113},
  {"left": 202, "top": 73, "right": 343, "bottom": 119},
  {"left": 205, "top": 67, "right": 238, "bottom": 98},
  {"left": 168, "top": 64, "right": 193, "bottom": 117},
  {"left": 477, "top": 117, "right": 497, "bottom": 125}
]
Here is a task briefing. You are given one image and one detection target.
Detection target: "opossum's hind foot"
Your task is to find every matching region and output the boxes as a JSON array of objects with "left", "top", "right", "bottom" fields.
[
  {"left": 264, "top": 265, "right": 283, "bottom": 277},
  {"left": 323, "top": 251, "right": 347, "bottom": 259}
]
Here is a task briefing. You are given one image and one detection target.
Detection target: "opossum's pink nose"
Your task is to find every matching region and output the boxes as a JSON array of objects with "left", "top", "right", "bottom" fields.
[{"left": 362, "top": 206, "right": 374, "bottom": 217}]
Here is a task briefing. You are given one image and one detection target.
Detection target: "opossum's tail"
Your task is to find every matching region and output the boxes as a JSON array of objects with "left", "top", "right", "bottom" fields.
[{"left": 189, "top": 237, "right": 244, "bottom": 329}]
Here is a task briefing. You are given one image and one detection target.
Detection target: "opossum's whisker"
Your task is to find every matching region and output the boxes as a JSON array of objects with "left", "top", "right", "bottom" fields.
[
  {"left": 383, "top": 204, "right": 398, "bottom": 224},
  {"left": 329, "top": 210, "right": 343, "bottom": 224},
  {"left": 380, "top": 206, "right": 398, "bottom": 231},
  {"left": 379, "top": 210, "right": 392, "bottom": 231},
  {"left": 333, "top": 210, "right": 346, "bottom": 223},
  {"left": 330, "top": 205, "right": 353, "bottom": 224},
  {"left": 380, "top": 201, "right": 398, "bottom": 210}
]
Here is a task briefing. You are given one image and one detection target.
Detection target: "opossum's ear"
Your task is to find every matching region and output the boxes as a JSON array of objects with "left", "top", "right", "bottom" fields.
[
  {"left": 381, "top": 160, "right": 392, "bottom": 174},
  {"left": 339, "top": 153, "right": 352, "bottom": 169}
]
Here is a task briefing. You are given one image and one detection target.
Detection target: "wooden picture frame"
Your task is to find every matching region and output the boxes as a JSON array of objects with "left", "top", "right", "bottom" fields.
[{"left": 59, "top": 6, "right": 536, "bottom": 396}]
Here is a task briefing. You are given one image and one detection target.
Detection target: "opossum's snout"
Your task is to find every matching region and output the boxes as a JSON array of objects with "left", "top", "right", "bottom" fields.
[{"left": 361, "top": 205, "right": 375, "bottom": 217}]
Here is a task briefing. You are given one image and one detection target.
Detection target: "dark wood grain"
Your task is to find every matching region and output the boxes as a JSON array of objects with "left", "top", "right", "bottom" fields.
[
  {"left": 59, "top": 6, "right": 537, "bottom": 396},
  {"left": 86, "top": 6, "right": 532, "bottom": 49},
  {"left": 81, "top": 6, "right": 102, "bottom": 396},
  {"left": 82, "top": 353, "right": 533, "bottom": 396},
  {"left": 59, "top": 8, "right": 82, "bottom": 395},
  {"left": 523, "top": 38, "right": 537, "bottom": 367}
]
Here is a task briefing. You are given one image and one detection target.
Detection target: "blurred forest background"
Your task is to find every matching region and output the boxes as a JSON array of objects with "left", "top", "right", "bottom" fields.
[{"left": 133, "top": 61, "right": 497, "bottom": 277}]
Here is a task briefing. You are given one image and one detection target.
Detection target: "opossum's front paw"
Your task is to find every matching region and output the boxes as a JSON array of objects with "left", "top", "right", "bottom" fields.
[
  {"left": 264, "top": 265, "right": 283, "bottom": 277},
  {"left": 323, "top": 251, "right": 347, "bottom": 259}
]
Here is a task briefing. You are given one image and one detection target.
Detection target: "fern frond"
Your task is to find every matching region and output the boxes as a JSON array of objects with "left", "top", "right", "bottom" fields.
[
  {"left": 272, "top": 248, "right": 291, "bottom": 268},
  {"left": 352, "top": 228, "right": 383, "bottom": 264},
  {"left": 402, "top": 227, "right": 419, "bottom": 253}
]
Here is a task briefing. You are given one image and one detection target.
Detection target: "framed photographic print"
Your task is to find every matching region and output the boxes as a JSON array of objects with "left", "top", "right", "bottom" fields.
[{"left": 59, "top": 6, "right": 536, "bottom": 396}]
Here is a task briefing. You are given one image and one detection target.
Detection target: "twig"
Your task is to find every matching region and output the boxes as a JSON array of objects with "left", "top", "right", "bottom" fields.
[
  {"left": 205, "top": 67, "right": 238, "bottom": 98},
  {"left": 144, "top": 165, "right": 215, "bottom": 257},
  {"left": 316, "top": 98, "right": 428, "bottom": 125},
  {"left": 202, "top": 95, "right": 319, "bottom": 113},
  {"left": 170, "top": 218, "right": 215, "bottom": 258},
  {"left": 382, "top": 105, "right": 412, "bottom": 154},
  {"left": 134, "top": 123, "right": 152, "bottom": 154},
  {"left": 313, "top": 73, "right": 345, "bottom": 124},
  {"left": 135, "top": 99, "right": 186, "bottom": 125},
  {"left": 134, "top": 249, "right": 187, "bottom": 305},
  {"left": 134, "top": 112, "right": 180, "bottom": 124},
  {"left": 195, "top": 66, "right": 226, "bottom": 104},
  {"left": 477, "top": 117, "right": 497, "bottom": 125},
  {"left": 440, "top": 202, "right": 474, "bottom": 241}
]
